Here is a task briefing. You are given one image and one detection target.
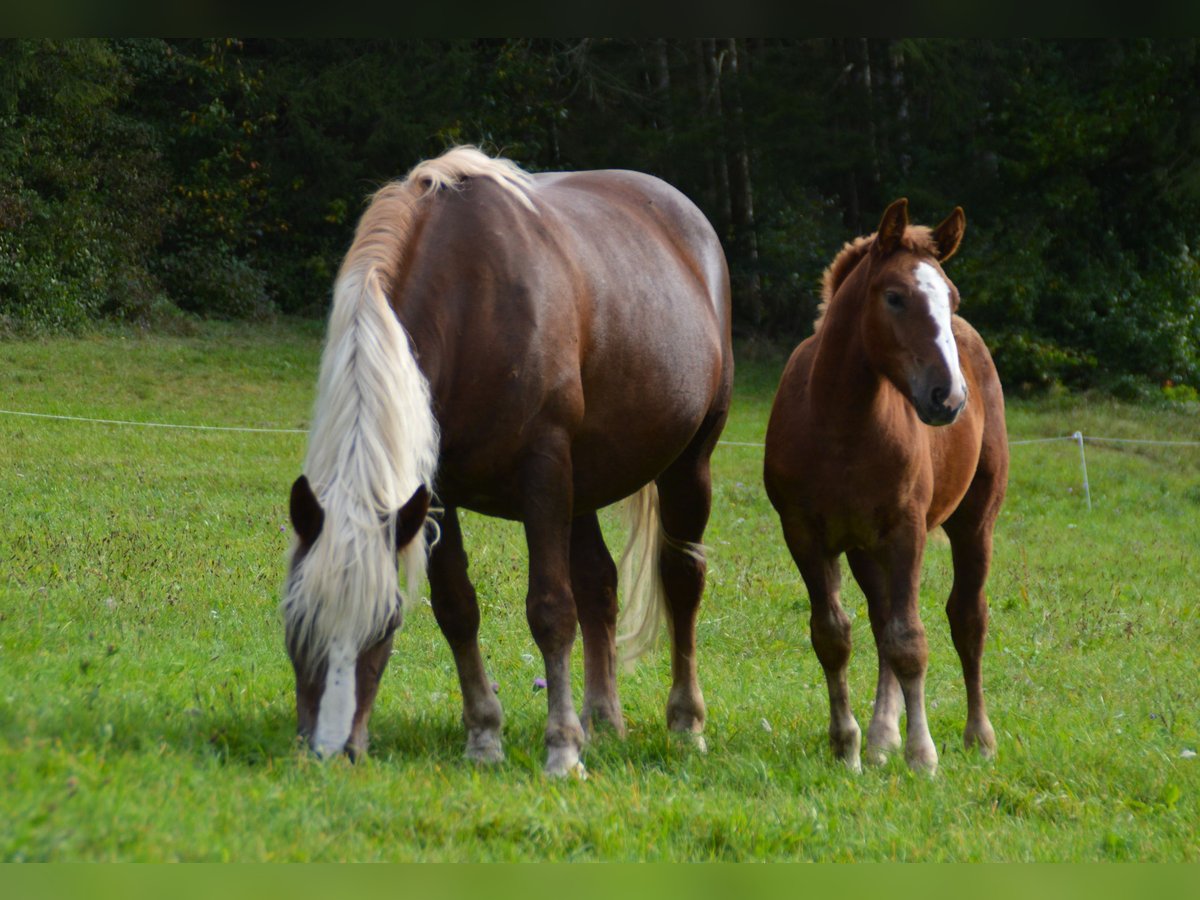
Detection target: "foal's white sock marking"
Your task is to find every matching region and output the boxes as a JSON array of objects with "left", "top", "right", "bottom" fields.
[
  {"left": 914, "top": 261, "right": 965, "bottom": 409},
  {"left": 313, "top": 640, "right": 356, "bottom": 757}
]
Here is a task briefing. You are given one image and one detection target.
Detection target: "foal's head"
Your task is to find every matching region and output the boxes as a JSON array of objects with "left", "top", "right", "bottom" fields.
[
  {"left": 858, "top": 198, "right": 968, "bottom": 426},
  {"left": 282, "top": 475, "right": 430, "bottom": 759}
]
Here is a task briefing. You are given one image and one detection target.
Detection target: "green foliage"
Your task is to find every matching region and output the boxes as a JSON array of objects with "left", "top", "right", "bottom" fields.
[
  {"left": 1, "top": 39, "right": 1198, "bottom": 390},
  {"left": 0, "top": 40, "right": 168, "bottom": 330}
]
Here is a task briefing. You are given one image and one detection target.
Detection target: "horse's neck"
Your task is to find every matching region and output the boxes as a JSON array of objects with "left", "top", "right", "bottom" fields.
[{"left": 809, "top": 278, "right": 889, "bottom": 429}]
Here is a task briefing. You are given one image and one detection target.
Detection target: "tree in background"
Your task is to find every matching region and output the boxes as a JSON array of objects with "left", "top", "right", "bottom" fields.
[{"left": 0, "top": 39, "right": 1197, "bottom": 393}]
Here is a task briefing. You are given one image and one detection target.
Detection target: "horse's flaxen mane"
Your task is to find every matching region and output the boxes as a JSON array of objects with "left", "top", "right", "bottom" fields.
[
  {"left": 284, "top": 146, "right": 535, "bottom": 678},
  {"left": 342, "top": 146, "right": 536, "bottom": 290},
  {"left": 813, "top": 225, "right": 938, "bottom": 333}
]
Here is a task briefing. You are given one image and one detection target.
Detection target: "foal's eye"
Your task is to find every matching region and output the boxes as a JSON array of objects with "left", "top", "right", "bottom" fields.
[{"left": 884, "top": 291, "right": 905, "bottom": 310}]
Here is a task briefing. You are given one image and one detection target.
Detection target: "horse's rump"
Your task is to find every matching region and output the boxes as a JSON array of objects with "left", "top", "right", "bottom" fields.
[{"left": 395, "top": 166, "right": 732, "bottom": 517}]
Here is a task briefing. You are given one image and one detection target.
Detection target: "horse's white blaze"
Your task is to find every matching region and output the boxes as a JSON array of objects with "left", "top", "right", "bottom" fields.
[
  {"left": 914, "top": 261, "right": 965, "bottom": 409},
  {"left": 313, "top": 640, "right": 356, "bottom": 757}
]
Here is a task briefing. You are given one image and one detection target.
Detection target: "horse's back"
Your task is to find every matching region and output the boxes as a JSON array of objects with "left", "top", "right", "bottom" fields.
[{"left": 396, "top": 168, "right": 732, "bottom": 516}]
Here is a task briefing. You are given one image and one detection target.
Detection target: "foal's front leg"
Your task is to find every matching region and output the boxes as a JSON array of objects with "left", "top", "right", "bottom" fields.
[
  {"left": 847, "top": 549, "right": 903, "bottom": 766},
  {"left": 783, "top": 520, "right": 861, "bottom": 771},
  {"left": 521, "top": 437, "right": 587, "bottom": 778},
  {"left": 881, "top": 526, "right": 938, "bottom": 773}
]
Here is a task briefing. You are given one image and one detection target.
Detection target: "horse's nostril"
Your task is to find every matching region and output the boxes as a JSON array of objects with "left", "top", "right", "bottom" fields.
[{"left": 931, "top": 386, "right": 948, "bottom": 407}]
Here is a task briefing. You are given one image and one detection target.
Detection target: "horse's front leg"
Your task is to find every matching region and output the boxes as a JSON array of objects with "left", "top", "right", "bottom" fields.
[
  {"left": 521, "top": 435, "right": 587, "bottom": 778},
  {"left": 571, "top": 511, "right": 626, "bottom": 739},
  {"left": 429, "top": 505, "right": 504, "bottom": 764},
  {"left": 882, "top": 524, "right": 938, "bottom": 774}
]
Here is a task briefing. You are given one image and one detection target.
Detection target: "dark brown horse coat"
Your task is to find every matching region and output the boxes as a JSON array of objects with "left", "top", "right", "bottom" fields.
[{"left": 285, "top": 148, "right": 733, "bottom": 776}]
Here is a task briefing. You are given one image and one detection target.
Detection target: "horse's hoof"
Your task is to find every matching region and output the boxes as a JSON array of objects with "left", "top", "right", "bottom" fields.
[
  {"left": 830, "top": 720, "right": 862, "bottom": 771},
  {"left": 581, "top": 706, "right": 628, "bottom": 741},
  {"left": 465, "top": 730, "right": 504, "bottom": 764}
]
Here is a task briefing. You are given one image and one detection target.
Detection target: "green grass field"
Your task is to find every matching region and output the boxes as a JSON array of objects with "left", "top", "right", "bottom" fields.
[{"left": 1, "top": 321, "right": 1197, "bottom": 861}]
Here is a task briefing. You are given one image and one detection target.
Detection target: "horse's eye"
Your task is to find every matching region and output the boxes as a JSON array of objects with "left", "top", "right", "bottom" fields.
[{"left": 885, "top": 291, "right": 905, "bottom": 310}]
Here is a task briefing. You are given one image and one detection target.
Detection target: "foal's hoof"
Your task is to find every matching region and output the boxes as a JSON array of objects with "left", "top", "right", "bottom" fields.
[
  {"left": 905, "top": 741, "right": 939, "bottom": 776},
  {"left": 964, "top": 721, "right": 997, "bottom": 759},
  {"left": 863, "top": 745, "right": 890, "bottom": 768},
  {"left": 544, "top": 744, "right": 587, "bottom": 779},
  {"left": 669, "top": 729, "right": 708, "bottom": 755},
  {"left": 865, "top": 728, "right": 902, "bottom": 767}
]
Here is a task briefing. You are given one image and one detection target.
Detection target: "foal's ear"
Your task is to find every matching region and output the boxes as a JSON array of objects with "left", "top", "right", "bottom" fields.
[
  {"left": 289, "top": 475, "right": 325, "bottom": 545},
  {"left": 932, "top": 207, "right": 966, "bottom": 263},
  {"left": 395, "top": 485, "right": 431, "bottom": 551},
  {"left": 874, "top": 198, "right": 909, "bottom": 256}
]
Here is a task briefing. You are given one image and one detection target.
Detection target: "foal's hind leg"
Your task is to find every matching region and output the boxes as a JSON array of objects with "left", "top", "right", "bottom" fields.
[
  {"left": 429, "top": 505, "right": 504, "bottom": 763},
  {"left": 571, "top": 511, "right": 625, "bottom": 738},
  {"left": 655, "top": 451, "right": 719, "bottom": 749},
  {"left": 782, "top": 523, "right": 861, "bottom": 771},
  {"left": 943, "top": 504, "right": 1001, "bottom": 758},
  {"left": 847, "top": 549, "right": 903, "bottom": 766}
]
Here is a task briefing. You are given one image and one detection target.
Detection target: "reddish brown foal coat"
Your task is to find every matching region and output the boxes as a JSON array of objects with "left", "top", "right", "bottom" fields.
[{"left": 764, "top": 199, "right": 1007, "bottom": 773}]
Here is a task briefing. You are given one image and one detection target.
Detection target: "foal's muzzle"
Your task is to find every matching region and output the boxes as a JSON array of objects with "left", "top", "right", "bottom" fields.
[{"left": 913, "top": 379, "right": 967, "bottom": 426}]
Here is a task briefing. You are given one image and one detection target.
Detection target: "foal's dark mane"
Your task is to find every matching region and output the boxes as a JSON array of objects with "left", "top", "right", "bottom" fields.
[{"left": 813, "top": 225, "right": 939, "bottom": 333}]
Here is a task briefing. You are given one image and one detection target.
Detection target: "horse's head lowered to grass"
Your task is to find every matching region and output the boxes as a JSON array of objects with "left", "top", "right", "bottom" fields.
[{"left": 283, "top": 474, "right": 430, "bottom": 759}]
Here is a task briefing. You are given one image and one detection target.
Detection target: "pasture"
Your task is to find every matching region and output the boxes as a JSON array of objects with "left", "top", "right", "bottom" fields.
[{"left": 1, "top": 320, "right": 1197, "bottom": 861}]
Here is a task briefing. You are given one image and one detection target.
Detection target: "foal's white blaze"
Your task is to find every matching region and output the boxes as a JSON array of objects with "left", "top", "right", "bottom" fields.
[
  {"left": 914, "top": 261, "right": 966, "bottom": 409},
  {"left": 312, "top": 639, "right": 356, "bottom": 757}
]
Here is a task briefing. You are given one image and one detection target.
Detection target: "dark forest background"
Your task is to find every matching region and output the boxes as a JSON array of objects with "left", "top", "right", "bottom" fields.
[{"left": 3, "top": 38, "right": 1200, "bottom": 392}]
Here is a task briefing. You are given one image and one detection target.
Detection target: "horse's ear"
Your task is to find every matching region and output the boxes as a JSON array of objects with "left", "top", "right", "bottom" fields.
[
  {"left": 395, "top": 485, "right": 431, "bottom": 551},
  {"left": 932, "top": 207, "right": 966, "bottom": 263},
  {"left": 874, "top": 198, "right": 909, "bottom": 256},
  {"left": 289, "top": 475, "right": 325, "bottom": 545}
]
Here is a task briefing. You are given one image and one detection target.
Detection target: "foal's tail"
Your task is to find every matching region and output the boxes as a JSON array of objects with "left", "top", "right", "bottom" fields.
[{"left": 615, "top": 484, "right": 705, "bottom": 667}]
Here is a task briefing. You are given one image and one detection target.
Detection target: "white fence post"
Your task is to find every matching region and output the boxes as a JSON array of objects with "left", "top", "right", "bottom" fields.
[{"left": 1073, "top": 431, "right": 1092, "bottom": 512}]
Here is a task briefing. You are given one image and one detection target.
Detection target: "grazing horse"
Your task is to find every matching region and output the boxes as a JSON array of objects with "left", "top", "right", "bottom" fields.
[
  {"left": 282, "top": 147, "right": 733, "bottom": 777},
  {"left": 763, "top": 199, "right": 1007, "bottom": 774}
]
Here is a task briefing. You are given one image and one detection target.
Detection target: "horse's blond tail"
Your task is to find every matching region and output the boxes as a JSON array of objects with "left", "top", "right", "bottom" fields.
[
  {"left": 615, "top": 485, "right": 666, "bottom": 667},
  {"left": 615, "top": 484, "right": 707, "bottom": 667}
]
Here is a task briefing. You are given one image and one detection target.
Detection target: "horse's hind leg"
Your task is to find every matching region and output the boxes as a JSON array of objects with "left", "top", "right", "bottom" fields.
[
  {"left": 783, "top": 524, "right": 861, "bottom": 771},
  {"left": 943, "top": 488, "right": 1004, "bottom": 758},
  {"left": 847, "top": 548, "right": 902, "bottom": 766},
  {"left": 654, "top": 449, "right": 717, "bottom": 747},
  {"left": 571, "top": 511, "right": 625, "bottom": 738},
  {"left": 429, "top": 505, "right": 504, "bottom": 764}
]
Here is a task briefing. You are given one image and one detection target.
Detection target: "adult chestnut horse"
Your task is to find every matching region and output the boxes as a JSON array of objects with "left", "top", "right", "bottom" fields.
[
  {"left": 763, "top": 199, "right": 1007, "bottom": 774},
  {"left": 282, "top": 147, "right": 733, "bottom": 777}
]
